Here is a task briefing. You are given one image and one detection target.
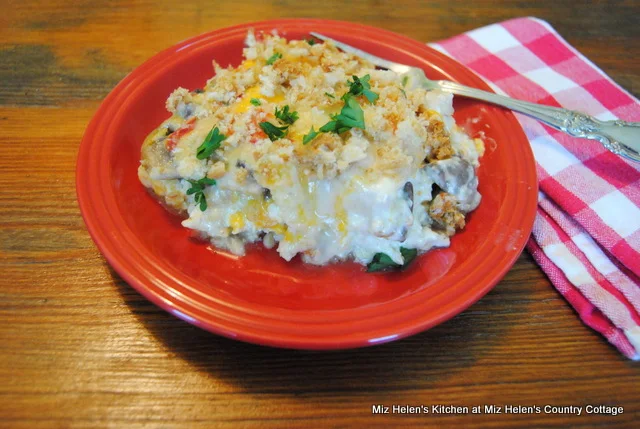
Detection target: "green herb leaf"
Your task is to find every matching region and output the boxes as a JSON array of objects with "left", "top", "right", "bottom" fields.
[
  {"left": 259, "top": 121, "right": 289, "bottom": 141},
  {"left": 196, "top": 127, "right": 226, "bottom": 160},
  {"left": 274, "top": 105, "right": 299, "bottom": 125},
  {"left": 338, "top": 96, "right": 366, "bottom": 129},
  {"left": 366, "top": 253, "right": 398, "bottom": 273},
  {"left": 250, "top": 98, "right": 261, "bottom": 106},
  {"left": 366, "top": 247, "right": 418, "bottom": 272},
  {"left": 400, "top": 247, "right": 418, "bottom": 267},
  {"left": 318, "top": 120, "right": 338, "bottom": 133},
  {"left": 345, "top": 74, "right": 379, "bottom": 104},
  {"left": 306, "top": 38, "right": 317, "bottom": 46},
  {"left": 320, "top": 94, "right": 364, "bottom": 134},
  {"left": 196, "top": 193, "right": 207, "bottom": 211},
  {"left": 186, "top": 177, "right": 217, "bottom": 211},
  {"left": 266, "top": 52, "right": 282, "bottom": 65},
  {"left": 302, "top": 127, "right": 319, "bottom": 145},
  {"left": 319, "top": 96, "right": 365, "bottom": 134},
  {"left": 324, "top": 92, "right": 335, "bottom": 99},
  {"left": 259, "top": 106, "right": 299, "bottom": 141},
  {"left": 318, "top": 119, "right": 351, "bottom": 135},
  {"left": 363, "top": 89, "right": 379, "bottom": 104}
]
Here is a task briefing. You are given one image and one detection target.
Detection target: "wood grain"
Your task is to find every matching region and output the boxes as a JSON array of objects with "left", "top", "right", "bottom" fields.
[{"left": 1, "top": 1, "right": 638, "bottom": 427}]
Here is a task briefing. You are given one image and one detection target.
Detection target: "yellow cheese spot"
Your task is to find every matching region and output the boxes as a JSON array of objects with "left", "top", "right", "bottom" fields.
[
  {"left": 271, "top": 92, "right": 285, "bottom": 103},
  {"left": 233, "top": 87, "right": 262, "bottom": 114},
  {"left": 151, "top": 182, "right": 166, "bottom": 196},
  {"left": 289, "top": 129, "right": 303, "bottom": 142},
  {"left": 322, "top": 104, "right": 342, "bottom": 117},
  {"left": 337, "top": 216, "right": 347, "bottom": 234},
  {"left": 272, "top": 224, "right": 287, "bottom": 235},
  {"left": 426, "top": 109, "right": 441, "bottom": 119},
  {"left": 474, "top": 137, "right": 486, "bottom": 156},
  {"left": 245, "top": 197, "right": 277, "bottom": 229},
  {"left": 229, "top": 212, "right": 245, "bottom": 233},
  {"left": 293, "top": 175, "right": 319, "bottom": 228},
  {"left": 240, "top": 60, "right": 256, "bottom": 70},
  {"left": 266, "top": 224, "right": 298, "bottom": 242},
  {"left": 335, "top": 194, "right": 348, "bottom": 235},
  {"left": 232, "top": 86, "right": 286, "bottom": 114},
  {"left": 282, "top": 54, "right": 299, "bottom": 63}
]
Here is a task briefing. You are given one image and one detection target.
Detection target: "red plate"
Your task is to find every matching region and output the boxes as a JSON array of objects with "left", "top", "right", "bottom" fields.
[{"left": 77, "top": 20, "right": 537, "bottom": 349}]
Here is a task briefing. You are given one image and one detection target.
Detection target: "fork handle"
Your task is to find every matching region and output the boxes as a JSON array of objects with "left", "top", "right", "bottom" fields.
[{"left": 435, "top": 80, "right": 640, "bottom": 163}]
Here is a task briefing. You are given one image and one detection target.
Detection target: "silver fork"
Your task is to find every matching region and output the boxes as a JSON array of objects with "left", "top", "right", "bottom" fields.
[{"left": 310, "top": 32, "right": 640, "bottom": 163}]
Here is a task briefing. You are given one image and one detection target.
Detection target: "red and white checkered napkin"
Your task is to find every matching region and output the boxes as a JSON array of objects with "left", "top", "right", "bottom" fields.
[{"left": 429, "top": 17, "right": 640, "bottom": 360}]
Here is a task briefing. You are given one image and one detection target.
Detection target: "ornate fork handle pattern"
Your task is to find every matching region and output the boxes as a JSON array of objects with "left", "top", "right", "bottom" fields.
[{"left": 435, "top": 80, "right": 640, "bottom": 163}]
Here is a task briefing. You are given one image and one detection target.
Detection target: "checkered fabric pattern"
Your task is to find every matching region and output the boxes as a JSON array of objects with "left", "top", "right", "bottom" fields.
[{"left": 429, "top": 17, "right": 640, "bottom": 359}]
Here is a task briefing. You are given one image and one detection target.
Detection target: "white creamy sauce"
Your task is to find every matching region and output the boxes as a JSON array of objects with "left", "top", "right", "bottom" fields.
[{"left": 138, "top": 31, "right": 484, "bottom": 268}]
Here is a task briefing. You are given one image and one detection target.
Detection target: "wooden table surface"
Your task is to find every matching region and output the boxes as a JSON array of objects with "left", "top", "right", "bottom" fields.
[{"left": 1, "top": 0, "right": 638, "bottom": 427}]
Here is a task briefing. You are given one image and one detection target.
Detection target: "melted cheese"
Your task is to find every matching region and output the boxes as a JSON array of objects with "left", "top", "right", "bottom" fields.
[
  {"left": 229, "top": 212, "right": 245, "bottom": 232},
  {"left": 232, "top": 86, "right": 285, "bottom": 114}
]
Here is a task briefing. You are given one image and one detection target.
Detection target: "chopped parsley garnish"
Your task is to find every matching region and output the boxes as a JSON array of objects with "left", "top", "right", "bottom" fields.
[
  {"left": 186, "top": 177, "right": 216, "bottom": 211},
  {"left": 318, "top": 119, "right": 341, "bottom": 134},
  {"left": 259, "top": 121, "right": 288, "bottom": 141},
  {"left": 266, "top": 52, "right": 282, "bottom": 65},
  {"left": 316, "top": 75, "right": 375, "bottom": 135},
  {"left": 196, "top": 126, "right": 226, "bottom": 160},
  {"left": 274, "top": 105, "right": 299, "bottom": 125},
  {"left": 366, "top": 248, "right": 418, "bottom": 272},
  {"left": 301, "top": 91, "right": 367, "bottom": 144},
  {"left": 319, "top": 95, "right": 365, "bottom": 134},
  {"left": 345, "top": 74, "right": 378, "bottom": 104},
  {"left": 259, "top": 105, "right": 299, "bottom": 141},
  {"left": 250, "top": 98, "right": 261, "bottom": 106},
  {"left": 302, "top": 127, "right": 320, "bottom": 145},
  {"left": 324, "top": 92, "right": 335, "bottom": 99},
  {"left": 306, "top": 38, "right": 318, "bottom": 46}
]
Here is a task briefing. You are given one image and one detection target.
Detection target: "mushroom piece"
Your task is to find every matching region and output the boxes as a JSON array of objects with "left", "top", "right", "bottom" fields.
[
  {"left": 176, "top": 102, "right": 196, "bottom": 119},
  {"left": 403, "top": 181, "right": 414, "bottom": 211},
  {"left": 262, "top": 188, "right": 272, "bottom": 200},
  {"left": 424, "top": 157, "right": 481, "bottom": 213}
]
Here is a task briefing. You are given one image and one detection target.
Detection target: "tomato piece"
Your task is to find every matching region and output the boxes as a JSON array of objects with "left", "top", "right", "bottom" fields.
[
  {"left": 165, "top": 117, "right": 197, "bottom": 151},
  {"left": 249, "top": 112, "right": 268, "bottom": 143}
]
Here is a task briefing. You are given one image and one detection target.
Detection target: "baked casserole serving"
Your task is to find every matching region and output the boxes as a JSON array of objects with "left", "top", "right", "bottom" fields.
[{"left": 138, "top": 31, "right": 484, "bottom": 271}]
